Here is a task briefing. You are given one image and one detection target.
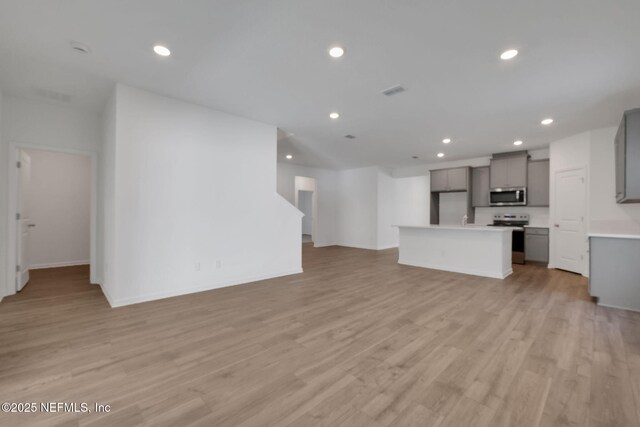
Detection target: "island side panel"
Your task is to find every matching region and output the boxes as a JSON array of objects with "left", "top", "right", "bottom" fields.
[{"left": 397, "top": 227, "right": 512, "bottom": 279}]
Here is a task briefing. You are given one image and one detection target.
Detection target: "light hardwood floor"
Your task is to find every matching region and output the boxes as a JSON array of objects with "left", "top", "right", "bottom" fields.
[{"left": 1, "top": 246, "right": 640, "bottom": 426}]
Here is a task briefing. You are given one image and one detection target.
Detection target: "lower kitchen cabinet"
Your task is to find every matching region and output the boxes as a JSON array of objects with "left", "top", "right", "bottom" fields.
[
  {"left": 525, "top": 227, "right": 549, "bottom": 263},
  {"left": 589, "top": 235, "right": 640, "bottom": 311}
]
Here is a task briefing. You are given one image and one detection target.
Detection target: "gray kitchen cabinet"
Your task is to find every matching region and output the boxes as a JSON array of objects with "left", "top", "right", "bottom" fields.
[
  {"left": 527, "top": 160, "right": 550, "bottom": 206},
  {"left": 447, "top": 167, "right": 468, "bottom": 191},
  {"left": 430, "top": 167, "right": 469, "bottom": 192},
  {"left": 472, "top": 166, "right": 490, "bottom": 207},
  {"left": 430, "top": 169, "right": 449, "bottom": 192},
  {"left": 590, "top": 236, "right": 640, "bottom": 311},
  {"left": 525, "top": 227, "right": 549, "bottom": 263},
  {"left": 490, "top": 155, "right": 527, "bottom": 188},
  {"left": 615, "top": 108, "right": 640, "bottom": 203}
]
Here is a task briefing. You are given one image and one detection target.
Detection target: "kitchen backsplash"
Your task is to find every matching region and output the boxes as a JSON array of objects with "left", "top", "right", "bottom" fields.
[{"left": 475, "top": 206, "right": 550, "bottom": 227}]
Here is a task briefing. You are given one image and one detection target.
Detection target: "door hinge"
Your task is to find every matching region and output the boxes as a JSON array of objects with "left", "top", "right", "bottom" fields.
[
  {"left": 16, "top": 265, "right": 20, "bottom": 272},
  {"left": 16, "top": 161, "right": 21, "bottom": 168},
  {"left": 16, "top": 212, "right": 21, "bottom": 220}
]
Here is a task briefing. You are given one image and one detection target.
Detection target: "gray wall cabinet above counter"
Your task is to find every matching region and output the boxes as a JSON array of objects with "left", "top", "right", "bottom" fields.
[
  {"left": 472, "top": 167, "right": 490, "bottom": 207},
  {"left": 527, "top": 160, "right": 550, "bottom": 207},
  {"left": 615, "top": 108, "right": 640, "bottom": 203},
  {"left": 490, "top": 156, "right": 527, "bottom": 189},
  {"left": 430, "top": 167, "right": 470, "bottom": 192}
]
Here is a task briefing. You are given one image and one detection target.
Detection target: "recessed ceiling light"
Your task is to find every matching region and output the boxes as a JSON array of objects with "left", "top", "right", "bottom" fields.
[
  {"left": 500, "top": 49, "right": 518, "bottom": 60},
  {"left": 153, "top": 45, "right": 171, "bottom": 56},
  {"left": 541, "top": 118, "right": 554, "bottom": 125},
  {"left": 513, "top": 140, "right": 523, "bottom": 146},
  {"left": 328, "top": 46, "right": 344, "bottom": 58},
  {"left": 329, "top": 112, "right": 340, "bottom": 119},
  {"left": 286, "top": 154, "right": 293, "bottom": 159},
  {"left": 442, "top": 138, "right": 451, "bottom": 144},
  {"left": 437, "top": 152, "right": 445, "bottom": 158}
]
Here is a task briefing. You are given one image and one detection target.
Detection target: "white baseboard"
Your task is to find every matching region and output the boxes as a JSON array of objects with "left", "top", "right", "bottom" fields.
[
  {"left": 30, "top": 260, "right": 90, "bottom": 270},
  {"left": 597, "top": 302, "right": 640, "bottom": 313},
  {"left": 104, "top": 268, "right": 303, "bottom": 308},
  {"left": 399, "top": 259, "right": 512, "bottom": 280},
  {"left": 377, "top": 244, "right": 399, "bottom": 250}
]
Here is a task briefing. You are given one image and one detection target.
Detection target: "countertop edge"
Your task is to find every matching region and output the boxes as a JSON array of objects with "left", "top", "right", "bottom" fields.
[
  {"left": 394, "top": 225, "right": 512, "bottom": 232},
  {"left": 588, "top": 233, "right": 640, "bottom": 240}
]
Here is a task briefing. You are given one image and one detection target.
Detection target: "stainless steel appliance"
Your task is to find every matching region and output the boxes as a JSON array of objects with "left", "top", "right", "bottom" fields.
[
  {"left": 489, "top": 213, "right": 529, "bottom": 264},
  {"left": 489, "top": 187, "right": 527, "bottom": 206}
]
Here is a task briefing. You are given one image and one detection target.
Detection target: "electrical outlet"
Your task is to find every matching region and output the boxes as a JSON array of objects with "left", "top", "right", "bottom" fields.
[
  {"left": 195, "top": 262, "right": 201, "bottom": 271},
  {"left": 216, "top": 260, "right": 222, "bottom": 269}
]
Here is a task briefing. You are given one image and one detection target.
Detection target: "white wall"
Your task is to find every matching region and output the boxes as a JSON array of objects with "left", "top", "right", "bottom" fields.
[
  {"left": 394, "top": 175, "right": 430, "bottom": 226},
  {"left": 475, "top": 206, "right": 550, "bottom": 227},
  {"left": 377, "top": 169, "right": 398, "bottom": 249},
  {"left": 1, "top": 96, "right": 101, "bottom": 297},
  {"left": 336, "top": 167, "right": 379, "bottom": 249},
  {"left": 439, "top": 192, "right": 468, "bottom": 225},
  {"left": 100, "top": 90, "right": 116, "bottom": 299},
  {"left": 0, "top": 88, "right": 4, "bottom": 300},
  {"left": 101, "top": 84, "right": 301, "bottom": 307},
  {"left": 277, "top": 163, "right": 338, "bottom": 247},
  {"left": 299, "top": 190, "right": 313, "bottom": 235},
  {"left": 25, "top": 149, "right": 91, "bottom": 269}
]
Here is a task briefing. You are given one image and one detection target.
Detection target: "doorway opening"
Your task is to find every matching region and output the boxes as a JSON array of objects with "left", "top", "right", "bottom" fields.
[
  {"left": 298, "top": 190, "right": 313, "bottom": 243},
  {"left": 9, "top": 146, "right": 95, "bottom": 295},
  {"left": 294, "top": 176, "right": 317, "bottom": 246}
]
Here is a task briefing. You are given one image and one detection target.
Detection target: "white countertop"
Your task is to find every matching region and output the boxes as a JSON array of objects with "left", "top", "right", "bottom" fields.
[
  {"left": 395, "top": 224, "right": 511, "bottom": 232},
  {"left": 589, "top": 232, "right": 640, "bottom": 240}
]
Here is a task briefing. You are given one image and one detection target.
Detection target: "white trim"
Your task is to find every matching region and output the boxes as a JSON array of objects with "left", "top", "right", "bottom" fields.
[
  {"left": 398, "top": 260, "right": 513, "bottom": 280},
  {"left": 376, "top": 244, "right": 399, "bottom": 250},
  {"left": 103, "top": 269, "right": 304, "bottom": 308},
  {"left": 29, "top": 260, "right": 90, "bottom": 270},
  {"left": 597, "top": 302, "right": 640, "bottom": 314},
  {"left": 6, "top": 142, "right": 98, "bottom": 297}
]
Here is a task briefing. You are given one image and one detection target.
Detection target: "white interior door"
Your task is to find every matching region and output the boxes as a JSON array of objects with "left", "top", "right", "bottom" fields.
[
  {"left": 553, "top": 168, "right": 586, "bottom": 274},
  {"left": 17, "top": 150, "right": 32, "bottom": 291}
]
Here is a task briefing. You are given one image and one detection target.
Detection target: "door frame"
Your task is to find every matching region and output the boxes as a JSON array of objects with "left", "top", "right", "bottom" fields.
[
  {"left": 296, "top": 189, "right": 315, "bottom": 242},
  {"left": 294, "top": 176, "right": 318, "bottom": 246},
  {"left": 6, "top": 142, "right": 98, "bottom": 296},
  {"left": 549, "top": 165, "right": 589, "bottom": 276}
]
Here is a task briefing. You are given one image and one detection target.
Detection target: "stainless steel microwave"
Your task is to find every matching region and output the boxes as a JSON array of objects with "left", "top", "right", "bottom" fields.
[{"left": 489, "top": 187, "right": 527, "bottom": 206}]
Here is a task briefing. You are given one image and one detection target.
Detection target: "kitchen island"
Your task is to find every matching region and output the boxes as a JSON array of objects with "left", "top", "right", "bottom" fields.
[{"left": 396, "top": 225, "right": 513, "bottom": 279}]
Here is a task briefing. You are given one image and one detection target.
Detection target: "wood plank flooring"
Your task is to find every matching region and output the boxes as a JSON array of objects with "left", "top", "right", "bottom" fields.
[{"left": 1, "top": 246, "right": 640, "bottom": 426}]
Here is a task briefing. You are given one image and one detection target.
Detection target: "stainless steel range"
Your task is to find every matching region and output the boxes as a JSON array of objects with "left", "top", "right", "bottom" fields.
[{"left": 489, "top": 214, "right": 529, "bottom": 264}]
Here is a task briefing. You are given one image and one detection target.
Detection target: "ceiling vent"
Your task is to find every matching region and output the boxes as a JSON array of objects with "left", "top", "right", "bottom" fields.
[
  {"left": 33, "top": 87, "right": 72, "bottom": 104},
  {"left": 70, "top": 41, "right": 91, "bottom": 54},
  {"left": 381, "top": 85, "right": 406, "bottom": 96},
  {"left": 344, "top": 134, "right": 356, "bottom": 139}
]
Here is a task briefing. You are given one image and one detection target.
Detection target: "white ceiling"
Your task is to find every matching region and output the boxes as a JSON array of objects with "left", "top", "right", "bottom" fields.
[{"left": 1, "top": 0, "right": 640, "bottom": 170}]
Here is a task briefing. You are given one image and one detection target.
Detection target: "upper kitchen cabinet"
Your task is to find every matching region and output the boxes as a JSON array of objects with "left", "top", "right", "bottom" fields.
[
  {"left": 490, "top": 155, "right": 527, "bottom": 189},
  {"left": 615, "top": 108, "right": 640, "bottom": 203},
  {"left": 430, "top": 167, "right": 469, "bottom": 192},
  {"left": 527, "top": 160, "right": 550, "bottom": 206},
  {"left": 430, "top": 169, "right": 449, "bottom": 192},
  {"left": 472, "top": 166, "right": 490, "bottom": 207}
]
